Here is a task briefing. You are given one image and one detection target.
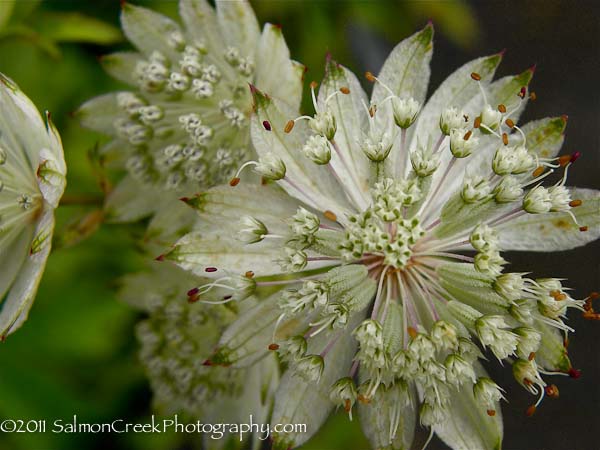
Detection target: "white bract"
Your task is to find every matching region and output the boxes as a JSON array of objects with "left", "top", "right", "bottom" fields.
[
  {"left": 0, "top": 74, "right": 66, "bottom": 338},
  {"left": 76, "top": 0, "right": 303, "bottom": 225},
  {"left": 161, "top": 24, "right": 599, "bottom": 450}
]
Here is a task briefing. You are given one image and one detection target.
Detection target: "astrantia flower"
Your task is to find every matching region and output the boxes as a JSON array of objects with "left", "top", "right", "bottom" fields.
[
  {"left": 119, "top": 263, "right": 278, "bottom": 442},
  {"left": 163, "top": 25, "right": 599, "bottom": 450},
  {"left": 76, "top": 0, "right": 302, "bottom": 223},
  {"left": 0, "top": 74, "right": 66, "bottom": 338}
]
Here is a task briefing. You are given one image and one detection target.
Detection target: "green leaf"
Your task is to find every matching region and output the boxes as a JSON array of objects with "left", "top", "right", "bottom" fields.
[
  {"left": 0, "top": 0, "right": 15, "bottom": 30},
  {"left": 34, "top": 12, "right": 123, "bottom": 45}
]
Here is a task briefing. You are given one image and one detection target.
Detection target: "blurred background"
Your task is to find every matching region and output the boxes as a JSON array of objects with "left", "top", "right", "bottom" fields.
[{"left": 0, "top": 1, "right": 598, "bottom": 449}]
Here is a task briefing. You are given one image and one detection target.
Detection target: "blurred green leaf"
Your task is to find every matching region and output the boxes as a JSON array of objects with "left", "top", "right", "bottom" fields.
[
  {"left": 34, "top": 12, "right": 123, "bottom": 45},
  {"left": 0, "top": 0, "right": 15, "bottom": 30}
]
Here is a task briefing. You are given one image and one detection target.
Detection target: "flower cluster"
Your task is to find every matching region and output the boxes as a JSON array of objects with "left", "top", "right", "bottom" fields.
[
  {"left": 77, "top": 0, "right": 302, "bottom": 223},
  {"left": 0, "top": 74, "right": 66, "bottom": 338},
  {"left": 164, "top": 23, "right": 599, "bottom": 450},
  {"left": 119, "top": 263, "right": 278, "bottom": 433}
]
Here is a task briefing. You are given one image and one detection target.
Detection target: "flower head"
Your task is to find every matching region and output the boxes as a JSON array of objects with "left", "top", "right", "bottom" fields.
[
  {"left": 119, "top": 263, "right": 278, "bottom": 430},
  {"left": 76, "top": 0, "right": 302, "bottom": 224},
  {"left": 0, "top": 74, "right": 66, "bottom": 338},
  {"left": 163, "top": 24, "right": 599, "bottom": 450}
]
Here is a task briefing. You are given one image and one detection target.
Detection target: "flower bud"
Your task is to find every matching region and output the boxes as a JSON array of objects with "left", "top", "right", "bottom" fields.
[
  {"left": 295, "top": 355, "right": 325, "bottom": 382},
  {"left": 470, "top": 223, "right": 499, "bottom": 251},
  {"left": 392, "top": 96, "right": 420, "bottom": 128},
  {"left": 473, "top": 377, "right": 505, "bottom": 410},
  {"left": 310, "top": 110, "right": 337, "bottom": 140},
  {"left": 461, "top": 175, "right": 492, "bottom": 203},
  {"left": 255, "top": 153, "right": 286, "bottom": 180},
  {"left": 302, "top": 135, "right": 331, "bottom": 165},
  {"left": 523, "top": 185, "right": 552, "bottom": 214},
  {"left": 494, "top": 176, "right": 523, "bottom": 203},
  {"left": 439, "top": 107, "right": 465, "bottom": 135},
  {"left": 361, "top": 131, "right": 394, "bottom": 162},
  {"left": 450, "top": 127, "right": 479, "bottom": 158},
  {"left": 410, "top": 144, "right": 440, "bottom": 177},
  {"left": 280, "top": 247, "right": 307, "bottom": 272},
  {"left": 237, "top": 216, "right": 268, "bottom": 244},
  {"left": 480, "top": 104, "right": 502, "bottom": 131}
]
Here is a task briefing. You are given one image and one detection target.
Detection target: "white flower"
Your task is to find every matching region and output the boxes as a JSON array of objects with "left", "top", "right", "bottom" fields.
[
  {"left": 163, "top": 24, "right": 600, "bottom": 450},
  {"left": 76, "top": 0, "right": 303, "bottom": 224},
  {"left": 119, "top": 263, "right": 279, "bottom": 426},
  {"left": 0, "top": 74, "right": 66, "bottom": 338}
]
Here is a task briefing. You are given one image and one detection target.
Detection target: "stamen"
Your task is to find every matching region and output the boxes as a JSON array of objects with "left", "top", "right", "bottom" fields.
[
  {"left": 268, "top": 343, "right": 280, "bottom": 350},
  {"left": 502, "top": 133, "right": 509, "bottom": 145},
  {"left": 205, "top": 267, "right": 218, "bottom": 273},
  {"left": 580, "top": 226, "right": 588, "bottom": 232},
  {"left": 365, "top": 71, "right": 376, "bottom": 83},
  {"left": 470, "top": 72, "right": 482, "bottom": 81},
  {"left": 518, "top": 87, "right": 527, "bottom": 99},
  {"left": 506, "top": 118, "right": 515, "bottom": 128},
  {"left": 231, "top": 160, "right": 259, "bottom": 184},
  {"left": 487, "top": 410, "right": 496, "bottom": 417},
  {"left": 529, "top": 92, "right": 537, "bottom": 101},
  {"left": 262, "top": 120, "right": 271, "bottom": 131},
  {"left": 324, "top": 210, "right": 337, "bottom": 222},
  {"left": 498, "top": 104, "right": 507, "bottom": 113},
  {"left": 532, "top": 166, "right": 545, "bottom": 178},
  {"left": 339, "top": 87, "right": 350, "bottom": 95},
  {"left": 544, "top": 385, "right": 559, "bottom": 398},
  {"left": 569, "top": 199, "right": 582, "bottom": 207},
  {"left": 284, "top": 120, "right": 295, "bottom": 133},
  {"left": 474, "top": 116, "right": 482, "bottom": 128},
  {"left": 463, "top": 130, "right": 472, "bottom": 140}
]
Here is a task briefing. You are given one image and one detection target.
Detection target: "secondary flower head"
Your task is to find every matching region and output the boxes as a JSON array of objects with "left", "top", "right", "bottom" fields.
[
  {"left": 76, "top": 0, "right": 302, "bottom": 223},
  {"left": 163, "top": 24, "right": 599, "bottom": 450},
  {"left": 0, "top": 74, "right": 66, "bottom": 338},
  {"left": 119, "top": 263, "right": 278, "bottom": 434}
]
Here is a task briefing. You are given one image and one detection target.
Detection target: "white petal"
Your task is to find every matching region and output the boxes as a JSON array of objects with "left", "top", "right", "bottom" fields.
[
  {"left": 100, "top": 51, "right": 144, "bottom": 86},
  {"left": 0, "top": 74, "right": 59, "bottom": 173},
  {"left": 423, "top": 68, "right": 535, "bottom": 218},
  {"left": 121, "top": 3, "right": 182, "bottom": 60},
  {"left": 255, "top": 23, "right": 304, "bottom": 110},
  {"left": 179, "top": 0, "right": 225, "bottom": 55},
  {"left": 250, "top": 87, "right": 355, "bottom": 218},
  {"left": 76, "top": 93, "right": 124, "bottom": 135},
  {"left": 497, "top": 187, "right": 600, "bottom": 251},
  {"left": 372, "top": 23, "right": 433, "bottom": 108},
  {"left": 214, "top": 292, "right": 306, "bottom": 367},
  {"left": 408, "top": 52, "right": 503, "bottom": 170},
  {"left": 166, "top": 230, "right": 291, "bottom": 277},
  {"left": 0, "top": 226, "right": 34, "bottom": 302},
  {"left": 104, "top": 176, "right": 160, "bottom": 223},
  {"left": 317, "top": 59, "right": 371, "bottom": 209},
  {"left": 433, "top": 362, "right": 503, "bottom": 450},
  {"left": 358, "top": 383, "right": 417, "bottom": 450},
  {"left": 534, "top": 317, "right": 571, "bottom": 372},
  {"left": 519, "top": 116, "right": 567, "bottom": 160},
  {"left": 216, "top": 0, "right": 260, "bottom": 59},
  {"left": 373, "top": 24, "right": 433, "bottom": 177},
  {"left": 184, "top": 183, "right": 302, "bottom": 236},
  {"left": 270, "top": 313, "right": 362, "bottom": 448},
  {"left": 0, "top": 210, "right": 54, "bottom": 337}
]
